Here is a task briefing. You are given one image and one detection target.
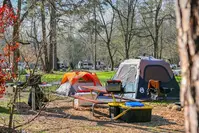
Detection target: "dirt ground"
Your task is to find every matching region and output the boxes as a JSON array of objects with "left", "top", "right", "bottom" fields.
[{"left": 14, "top": 97, "right": 185, "bottom": 133}]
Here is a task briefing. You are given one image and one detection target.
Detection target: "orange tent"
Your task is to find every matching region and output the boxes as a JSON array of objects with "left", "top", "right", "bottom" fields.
[{"left": 61, "top": 71, "right": 102, "bottom": 86}]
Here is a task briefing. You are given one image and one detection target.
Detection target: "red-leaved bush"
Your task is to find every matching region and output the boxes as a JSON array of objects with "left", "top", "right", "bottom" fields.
[{"left": 0, "top": 4, "right": 18, "bottom": 98}]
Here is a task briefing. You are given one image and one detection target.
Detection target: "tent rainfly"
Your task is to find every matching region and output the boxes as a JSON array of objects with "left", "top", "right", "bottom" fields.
[{"left": 56, "top": 71, "right": 102, "bottom": 96}]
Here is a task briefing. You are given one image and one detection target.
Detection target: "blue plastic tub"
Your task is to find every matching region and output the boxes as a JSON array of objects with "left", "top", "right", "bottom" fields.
[{"left": 125, "top": 101, "right": 144, "bottom": 107}]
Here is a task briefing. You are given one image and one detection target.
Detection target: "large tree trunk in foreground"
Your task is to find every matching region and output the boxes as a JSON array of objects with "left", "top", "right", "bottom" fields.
[{"left": 176, "top": 0, "right": 199, "bottom": 133}]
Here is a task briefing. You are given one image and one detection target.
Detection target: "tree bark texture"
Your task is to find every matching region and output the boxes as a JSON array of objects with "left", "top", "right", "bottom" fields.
[
  {"left": 98, "top": 3, "right": 115, "bottom": 71},
  {"left": 9, "top": 0, "right": 21, "bottom": 127},
  {"left": 176, "top": 0, "right": 199, "bottom": 133},
  {"left": 154, "top": 0, "right": 162, "bottom": 58},
  {"left": 12, "top": 0, "right": 21, "bottom": 72},
  {"left": 49, "top": 0, "right": 57, "bottom": 71},
  {"left": 93, "top": 0, "right": 97, "bottom": 70},
  {"left": 41, "top": 0, "right": 49, "bottom": 72}
]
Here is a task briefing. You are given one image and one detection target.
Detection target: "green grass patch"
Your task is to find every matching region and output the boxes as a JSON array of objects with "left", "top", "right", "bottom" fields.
[
  {"left": 19, "top": 71, "right": 181, "bottom": 85},
  {"left": 175, "top": 76, "right": 181, "bottom": 84},
  {"left": 0, "top": 96, "right": 28, "bottom": 126},
  {"left": 95, "top": 71, "right": 116, "bottom": 85},
  {"left": 19, "top": 71, "right": 116, "bottom": 84},
  {"left": 41, "top": 74, "right": 63, "bottom": 83}
]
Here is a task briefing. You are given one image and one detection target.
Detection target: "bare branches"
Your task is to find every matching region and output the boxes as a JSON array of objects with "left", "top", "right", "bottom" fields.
[
  {"left": 105, "top": 0, "right": 138, "bottom": 59},
  {"left": 18, "top": 40, "right": 31, "bottom": 45},
  {"left": 140, "top": 12, "right": 155, "bottom": 42},
  {"left": 20, "top": 1, "right": 37, "bottom": 24}
]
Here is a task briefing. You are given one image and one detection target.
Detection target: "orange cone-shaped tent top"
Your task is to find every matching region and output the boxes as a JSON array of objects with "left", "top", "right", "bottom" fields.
[{"left": 61, "top": 71, "right": 102, "bottom": 86}]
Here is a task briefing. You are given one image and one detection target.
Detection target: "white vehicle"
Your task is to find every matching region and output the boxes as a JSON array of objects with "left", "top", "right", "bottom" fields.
[
  {"left": 77, "top": 60, "right": 93, "bottom": 70},
  {"left": 82, "top": 62, "right": 93, "bottom": 69},
  {"left": 96, "top": 61, "right": 106, "bottom": 70}
]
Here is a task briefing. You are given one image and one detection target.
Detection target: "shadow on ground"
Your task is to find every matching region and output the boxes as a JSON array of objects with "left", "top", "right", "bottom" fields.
[
  {"left": 16, "top": 100, "right": 184, "bottom": 133},
  {"left": 0, "top": 106, "right": 9, "bottom": 114},
  {"left": 0, "top": 126, "right": 19, "bottom": 133},
  {"left": 15, "top": 102, "right": 36, "bottom": 115}
]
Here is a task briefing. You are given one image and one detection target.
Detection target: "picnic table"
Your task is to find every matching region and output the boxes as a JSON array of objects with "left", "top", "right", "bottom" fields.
[{"left": 73, "top": 85, "right": 143, "bottom": 116}]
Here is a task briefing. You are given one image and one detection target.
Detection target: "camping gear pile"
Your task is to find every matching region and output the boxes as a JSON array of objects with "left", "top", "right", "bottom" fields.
[{"left": 105, "top": 80, "right": 152, "bottom": 122}]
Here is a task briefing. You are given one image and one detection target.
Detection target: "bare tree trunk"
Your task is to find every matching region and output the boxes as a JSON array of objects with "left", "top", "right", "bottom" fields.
[
  {"left": 6, "top": 0, "right": 21, "bottom": 129},
  {"left": 93, "top": 0, "right": 97, "bottom": 70},
  {"left": 52, "top": 0, "right": 57, "bottom": 71},
  {"left": 12, "top": 0, "right": 21, "bottom": 72},
  {"left": 49, "top": 0, "right": 57, "bottom": 72},
  {"left": 154, "top": 0, "right": 162, "bottom": 58},
  {"left": 41, "top": 0, "right": 49, "bottom": 72},
  {"left": 50, "top": 0, "right": 57, "bottom": 71},
  {"left": 125, "top": 42, "right": 129, "bottom": 59},
  {"left": 159, "top": 27, "right": 163, "bottom": 59},
  {"left": 176, "top": 0, "right": 199, "bottom": 133},
  {"left": 98, "top": 2, "right": 115, "bottom": 71},
  {"left": 107, "top": 40, "right": 114, "bottom": 71}
]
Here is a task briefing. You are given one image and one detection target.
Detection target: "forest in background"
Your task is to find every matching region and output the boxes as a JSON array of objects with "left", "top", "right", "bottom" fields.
[{"left": 0, "top": 0, "right": 177, "bottom": 72}]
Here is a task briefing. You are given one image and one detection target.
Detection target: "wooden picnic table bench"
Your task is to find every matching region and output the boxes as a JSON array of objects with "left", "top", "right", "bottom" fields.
[{"left": 72, "top": 85, "right": 145, "bottom": 116}]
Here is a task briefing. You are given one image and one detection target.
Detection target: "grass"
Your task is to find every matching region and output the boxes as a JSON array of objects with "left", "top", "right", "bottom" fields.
[
  {"left": 18, "top": 71, "right": 116, "bottom": 84},
  {"left": 175, "top": 76, "right": 181, "bottom": 84},
  {"left": 95, "top": 71, "right": 116, "bottom": 85},
  {"left": 41, "top": 72, "right": 63, "bottom": 83},
  {"left": 40, "top": 71, "right": 116, "bottom": 84},
  {"left": 0, "top": 96, "right": 28, "bottom": 126}
]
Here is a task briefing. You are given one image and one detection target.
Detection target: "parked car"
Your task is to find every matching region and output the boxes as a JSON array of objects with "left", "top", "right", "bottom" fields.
[
  {"left": 77, "top": 60, "right": 93, "bottom": 70},
  {"left": 82, "top": 62, "right": 93, "bottom": 70},
  {"left": 57, "top": 61, "right": 68, "bottom": 70},
  {"left": 96, "top": 61, "right": 106, "bottom": 70}
]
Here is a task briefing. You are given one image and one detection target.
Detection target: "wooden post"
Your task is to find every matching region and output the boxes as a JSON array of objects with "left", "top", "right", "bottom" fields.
[{"left": 32, "top": 87, "right": 36, "bottom": 110}]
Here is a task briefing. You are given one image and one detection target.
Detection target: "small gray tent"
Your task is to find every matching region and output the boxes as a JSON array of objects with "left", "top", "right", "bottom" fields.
[{"left": 113, "top": 58, "right": 180, "bottom": 100}]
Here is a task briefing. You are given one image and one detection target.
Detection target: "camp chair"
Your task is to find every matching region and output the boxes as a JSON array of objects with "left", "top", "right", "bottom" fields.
[{"left": 147, "top": 79, "right": 172, "bottom": 100}]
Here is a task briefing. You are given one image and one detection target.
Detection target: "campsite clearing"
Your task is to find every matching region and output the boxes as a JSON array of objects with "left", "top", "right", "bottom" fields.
[
  {"left": 0, "top": 71, "right": 183, "bottom": 132},
  {"left": 17, "top": 97, "right": 184, "bottom": 133}
]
